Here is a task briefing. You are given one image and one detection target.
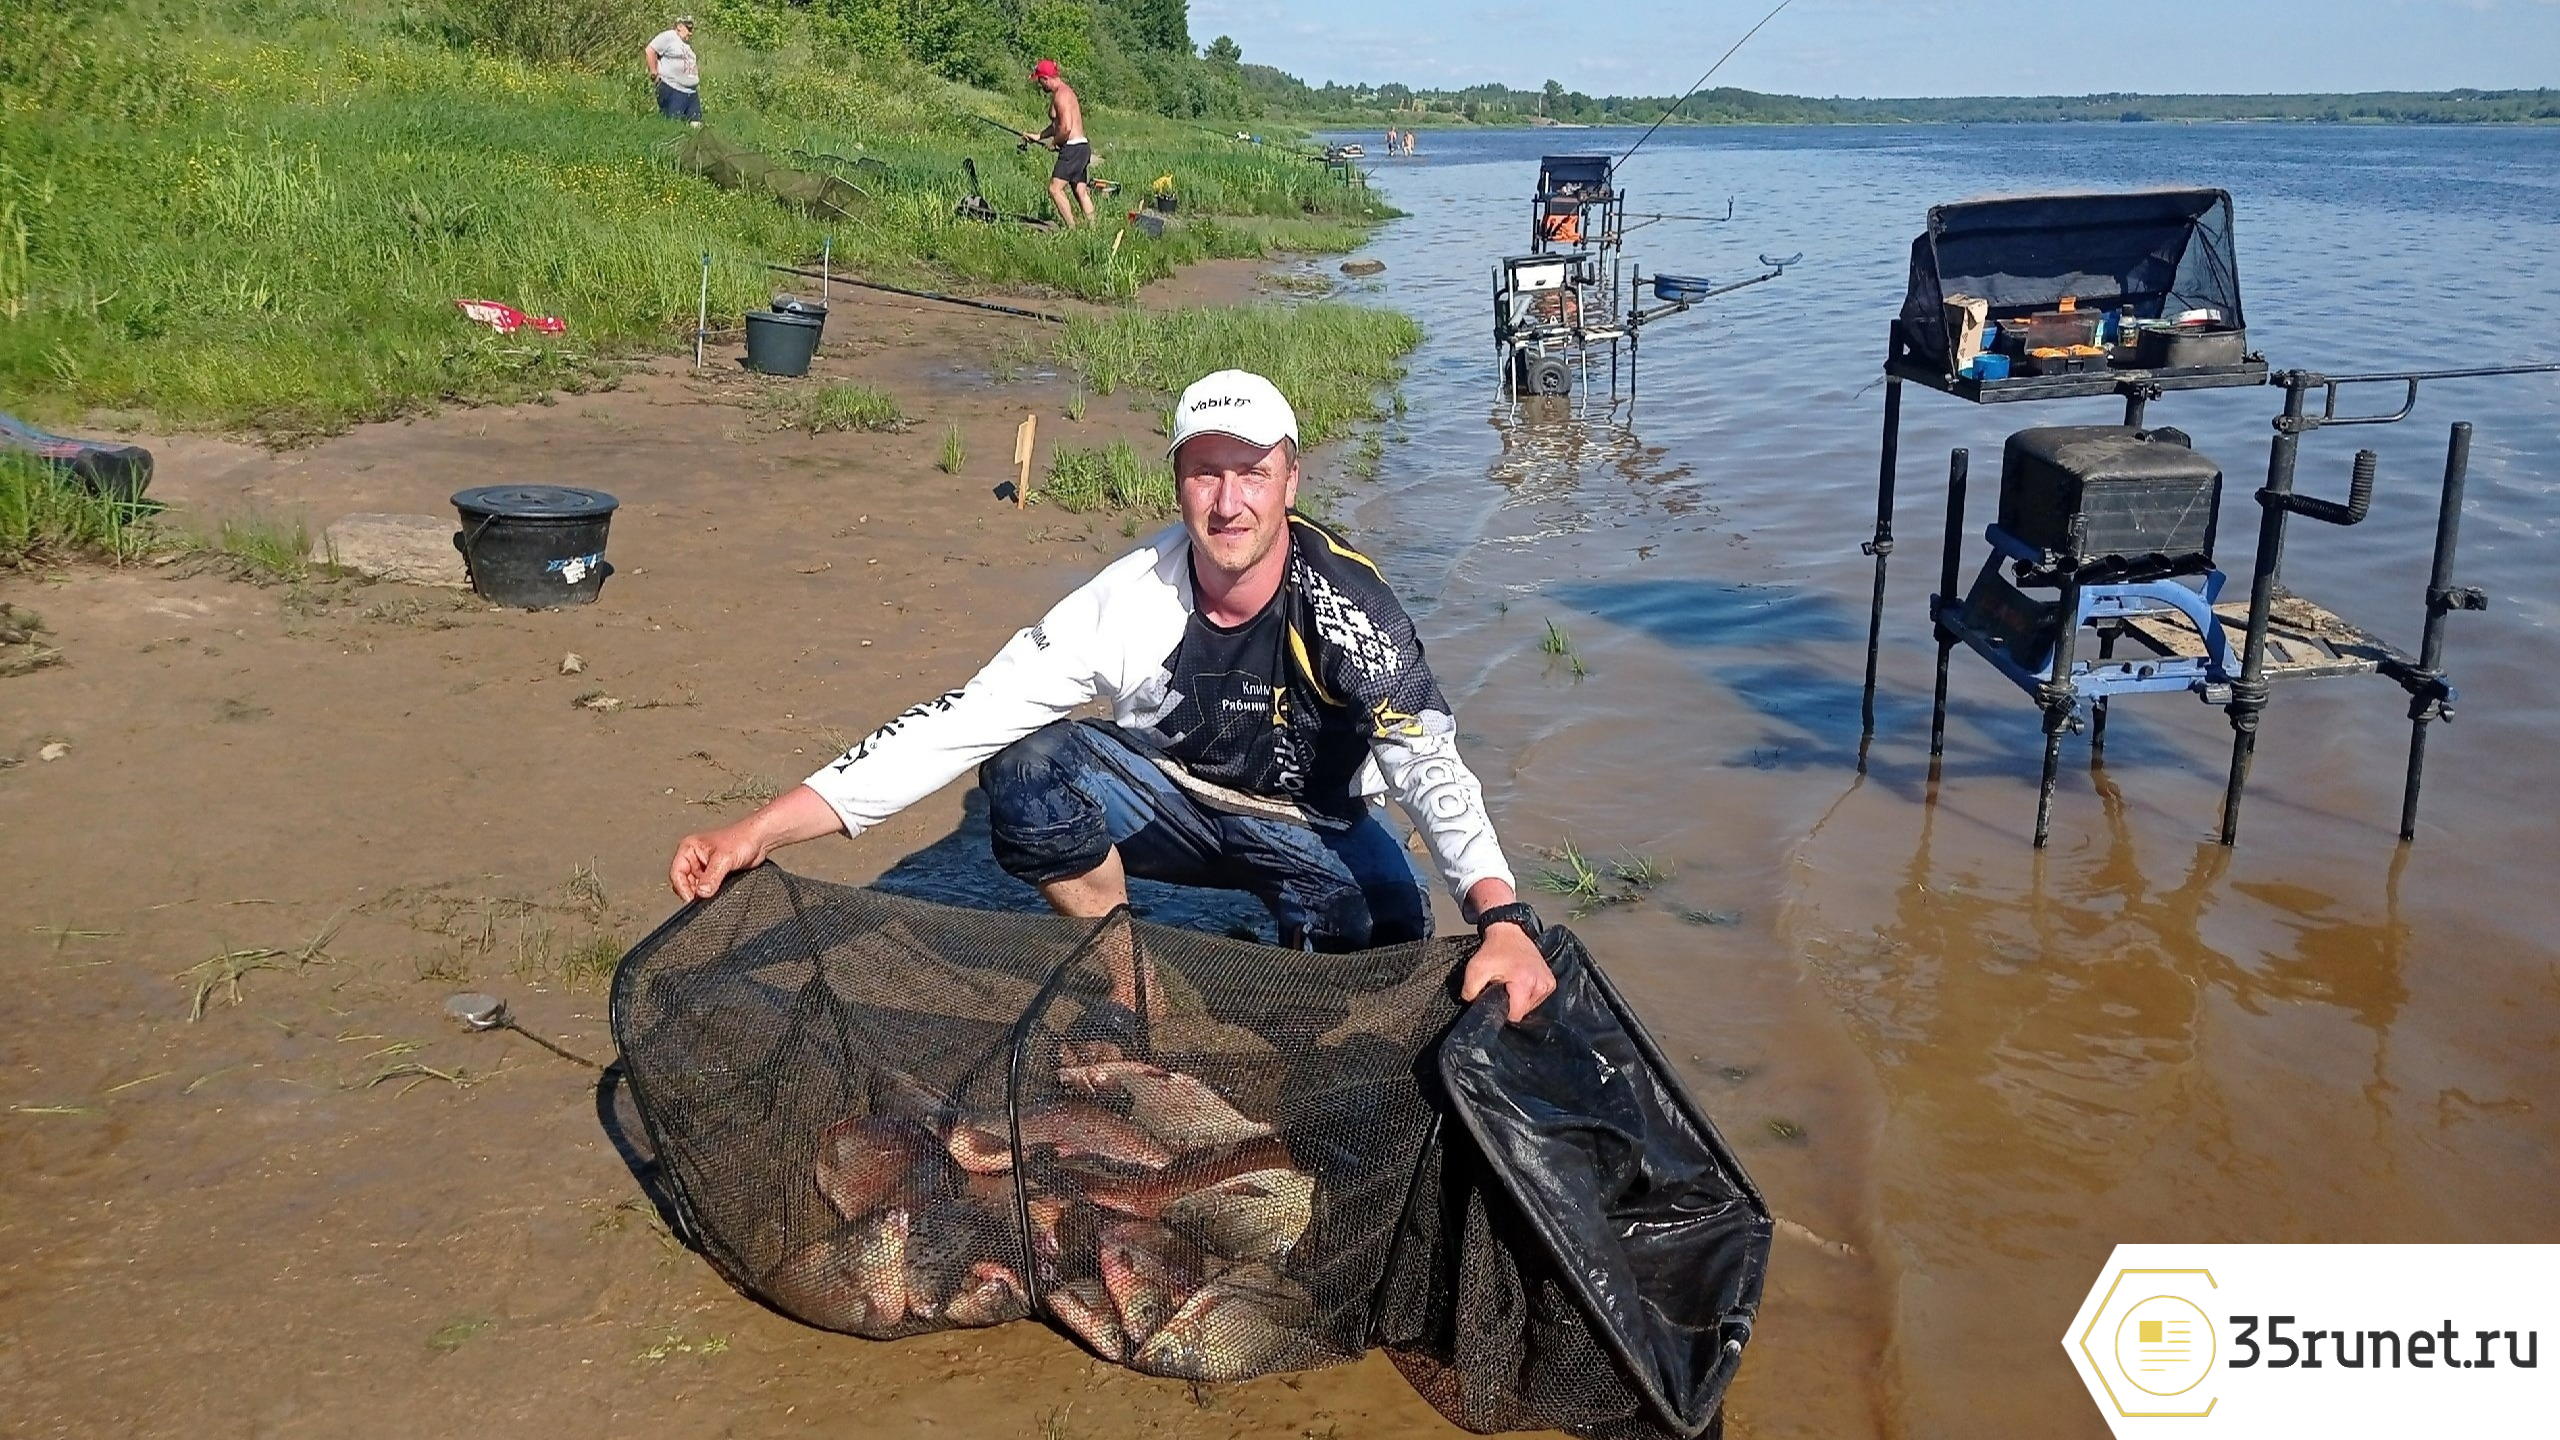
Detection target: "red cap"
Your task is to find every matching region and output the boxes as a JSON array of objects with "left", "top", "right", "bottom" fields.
[{"left": 1031, "top": 59, "right": 1061, "bottom": 79}]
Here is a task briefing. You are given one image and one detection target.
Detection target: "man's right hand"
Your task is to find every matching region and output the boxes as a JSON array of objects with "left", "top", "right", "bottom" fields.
[{"left": 667, "top": 784, "right": 847, "bottom": 900}]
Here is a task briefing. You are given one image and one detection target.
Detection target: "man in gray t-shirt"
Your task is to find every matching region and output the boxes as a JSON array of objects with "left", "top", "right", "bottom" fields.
[{"left": 644, "top": 17, "right": 701, "bottom": 125}]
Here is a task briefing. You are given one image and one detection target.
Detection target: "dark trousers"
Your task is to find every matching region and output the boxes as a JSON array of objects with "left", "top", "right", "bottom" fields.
[
  {"left": 655, "top": 81, "right": 701, "bottom": 121},
  {"left": 980, "top": 720, "right": 1430, "bottom": 953}
]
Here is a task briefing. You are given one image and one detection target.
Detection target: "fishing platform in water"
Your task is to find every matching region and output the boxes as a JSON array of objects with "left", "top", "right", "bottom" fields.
[
  {"left": 1489, "top": 154, "right": 1794, "bottom": 413},
  {"left": 1851, "top": 187, "right": 2560, "bottom": 847}
]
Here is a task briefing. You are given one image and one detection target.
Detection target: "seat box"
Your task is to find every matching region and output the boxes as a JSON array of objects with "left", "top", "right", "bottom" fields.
[{"left": 1996, "top": 426, "right": 2223, "bottom": 579}]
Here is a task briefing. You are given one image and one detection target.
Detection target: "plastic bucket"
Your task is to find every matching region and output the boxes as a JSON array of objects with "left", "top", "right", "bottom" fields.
[
  {"left": 1651, "top": 273, "right": 1714, "bottom": 303},
  {"left": 450, "top": 485, "right": 618, "bottom": 608},
  {"left": 771, "top": 294, "right": 830, "bottom": 339},
  {"left": 744, "top": 309, "right": 822, "bottom": 377}
]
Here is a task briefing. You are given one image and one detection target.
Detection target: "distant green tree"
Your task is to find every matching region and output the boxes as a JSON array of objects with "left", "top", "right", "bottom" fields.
[
  {"left": 1017, "top": 0, "right": 1097, "bottom": 71},
  {"left": 1106, "top": 0, "right": 1190, "bottom": 53},
  {"left": 1205, "top": 34, "right": 1241, "bottom": 67}
]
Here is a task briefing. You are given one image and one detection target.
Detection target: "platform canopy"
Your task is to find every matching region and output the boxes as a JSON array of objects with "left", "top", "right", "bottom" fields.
[
  {"left": 1537, "top": 154, "right": 1614, "bottom": 199},
  {"left": 1897, "top": 188, "right": 2243, "bottom": 371}
]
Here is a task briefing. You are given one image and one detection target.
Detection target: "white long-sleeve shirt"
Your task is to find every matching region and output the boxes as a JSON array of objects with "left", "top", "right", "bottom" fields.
[{"left": 803, "top": 516, "right": 1515, "bottom": 904}]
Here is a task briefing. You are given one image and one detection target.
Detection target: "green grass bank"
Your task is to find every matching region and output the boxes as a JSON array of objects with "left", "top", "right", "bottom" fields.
[{"left": 4, "top": 1, "right": 1402, "bottom": 436}]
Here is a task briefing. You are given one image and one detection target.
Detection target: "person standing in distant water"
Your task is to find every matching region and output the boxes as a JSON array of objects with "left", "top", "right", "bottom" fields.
[
  {"left": 1385, "top": 127, "right": 1399, "bottom": 157},
  {"left": 1024, "top": 60, "right": 1097, "bottom": 229},
  {"left": 644, "top": 16, "right": 702, "bottom": 126}
]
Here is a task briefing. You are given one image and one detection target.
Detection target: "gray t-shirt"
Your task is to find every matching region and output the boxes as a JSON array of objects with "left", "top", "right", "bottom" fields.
[{"left": 648, "top": 30, "right": 699, "bottom": 91}]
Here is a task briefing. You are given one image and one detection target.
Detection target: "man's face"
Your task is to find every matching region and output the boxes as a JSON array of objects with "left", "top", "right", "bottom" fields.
[
  {"left": 1176, "top": 433, "right": 1297, "bottom": 582},
  {"left": 675, "top": 22, "right": 692, "bottom": 40}
]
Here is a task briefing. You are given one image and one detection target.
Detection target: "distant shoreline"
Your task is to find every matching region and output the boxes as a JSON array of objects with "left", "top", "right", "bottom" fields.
[
  {"left": 1269, "top": 84, "right": 2560, "bottom": 129},
  {"left": 1325, "top": 115, "right": 2560, "bottom": 130}
]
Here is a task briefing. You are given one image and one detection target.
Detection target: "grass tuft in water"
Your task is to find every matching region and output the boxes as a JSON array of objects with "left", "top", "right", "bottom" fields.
[
  {"left": 1053, "top": 305, "right": 1421, "bottom": 450},
  {"left": 936, "top": 422, "right": 966, "bottom": 474},
  {"left": 1041, "top": 440, "right": 1174, "bottom": 515},
  {"left": 214, "top": 514, "right": 314, "bottom": 582},
  {"left": 0, "top": 454, "right": 152, "bottom": 568},
  {"left": 769, "top": 382, "right": 905, "bottom": 434}
]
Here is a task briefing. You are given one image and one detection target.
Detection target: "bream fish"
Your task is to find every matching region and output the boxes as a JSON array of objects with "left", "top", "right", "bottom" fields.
[
  {"left": 763, "top": 1207, "right": 914, "bottom": 1336},
  {"left": 1159, "top": 1167, "right": 1314, "bottom": 1265},
  {"left": 1047, "top": 1277, "right": 1128, "bottom": 1361},
  {"left": 1129, "top": 1263, "right": 1315, "bottom": 1382},
  {"left": 1097, "top": 1220, "right": 1208, "bottom": 1345},
  {"left": 1066, "top": 1136, "right": 1295, "bottom": 1217},
  {"left": 941, "top": 1261, "right": 1029, "bottom": 1327},
  {"left": 814, "top": 1114, "right": 953, "bottom": 1222},
  {"left": 946, "top": 1099, "right": 1176, "bottom": 1176},
  {"left": 1059, "top": 1059, "right": 1275, "bottom": 1151}
]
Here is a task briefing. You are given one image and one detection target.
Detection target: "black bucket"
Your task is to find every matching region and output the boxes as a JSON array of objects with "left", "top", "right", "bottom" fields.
[
  {"left": 771, "top": 293, "right": 830, "bottom": 339},
  {"left": 744, "top": 309, "right": 822, "bottom": 376},
  {"left": 450, "top": 485, "right": 618, "bottom": 608}
]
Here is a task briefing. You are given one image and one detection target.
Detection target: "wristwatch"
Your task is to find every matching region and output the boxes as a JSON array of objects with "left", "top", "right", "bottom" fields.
[{"left": 1475, "top": 901, "right": 1544, "bottom": 942}]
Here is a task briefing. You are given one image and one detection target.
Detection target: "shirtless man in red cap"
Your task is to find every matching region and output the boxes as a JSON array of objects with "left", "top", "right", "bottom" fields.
[{"left": 1024, "top": 59, "right": 1097, "bottom": 229}]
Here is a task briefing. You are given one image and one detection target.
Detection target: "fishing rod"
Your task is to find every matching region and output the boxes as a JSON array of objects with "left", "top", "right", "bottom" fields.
[
  {"left": 1617, "top": 0, "right": 1796, "bottom": 167},
  {"left": 764, "top": 264, "right": 1068, "bottom": 324},
  {"left": 965, "top": 112, "right": 1036, "bottom": 151}
]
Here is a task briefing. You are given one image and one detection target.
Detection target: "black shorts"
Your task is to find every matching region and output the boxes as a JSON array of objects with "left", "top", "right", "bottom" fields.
[
  {"left": 1051, "top": 141, "right": 1091, "bottom": 186},
  {"left": 655, "top": 81, "right": 700, "bottom": 122}
]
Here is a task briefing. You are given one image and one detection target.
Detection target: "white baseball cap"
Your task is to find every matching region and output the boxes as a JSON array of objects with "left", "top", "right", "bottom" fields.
[{"left": 1166, "top": 369, "right": 1299, "bottom": 461}]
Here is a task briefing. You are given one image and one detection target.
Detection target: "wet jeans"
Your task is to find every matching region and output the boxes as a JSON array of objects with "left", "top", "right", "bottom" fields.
[{"left": 980, "top": 720, "right": 1430, "bottom": 953}]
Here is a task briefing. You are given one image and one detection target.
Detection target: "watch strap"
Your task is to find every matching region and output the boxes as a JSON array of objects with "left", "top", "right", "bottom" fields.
[{"left": 1475, "top": 901, "right": 1544, "bottom": 940}]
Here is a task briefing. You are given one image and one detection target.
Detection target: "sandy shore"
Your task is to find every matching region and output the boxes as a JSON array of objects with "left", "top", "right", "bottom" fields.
[{"left": 0, "top": 260, "right": 1574, "bottom": 1440}]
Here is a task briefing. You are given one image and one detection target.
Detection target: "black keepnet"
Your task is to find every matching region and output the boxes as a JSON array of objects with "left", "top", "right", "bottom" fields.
[
  {"left": 1429, "top": 940, "right": 1770, "bottom": 1438},
  {"left": 1898, "top": 189, "right": 2243, "bottom": 371},
  {"left": 608, "top": 867, "right": 1769, "bottom": 1434}
]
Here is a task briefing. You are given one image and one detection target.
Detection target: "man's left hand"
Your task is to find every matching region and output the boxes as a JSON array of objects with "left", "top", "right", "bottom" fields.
[{"left": 1461, "top": 922, "right": 1556, "bottom": 1023}]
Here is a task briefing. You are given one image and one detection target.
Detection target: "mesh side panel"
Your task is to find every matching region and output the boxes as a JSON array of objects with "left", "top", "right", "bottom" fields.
[
  {"left": 1378, "top": 1138, "right": 1726, "bottom": 1440},
  {"left": 612, "top": 867, "right": 1085, "bottom": 1338},
  {"left": 610, "top": 868, "right": 1465, "bottom": 1370},
  {"left": 1375, "top": 931, "right": 1759, "bottom": 1440},
  {"left": 1013, "top": 909, "right": 1465, "bottom": 1381}
]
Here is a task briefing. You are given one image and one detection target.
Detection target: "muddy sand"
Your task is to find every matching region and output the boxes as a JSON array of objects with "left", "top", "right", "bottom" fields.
[{"left": 0, "top": 265, "right": 1712, "bottom": 1439}]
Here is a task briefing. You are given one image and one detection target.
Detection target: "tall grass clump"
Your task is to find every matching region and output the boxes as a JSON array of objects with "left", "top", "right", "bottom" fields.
[
  {"left": 770, "top": 382, "right": 905, "bottom": 433},
  {"left": 413, "top": 0, "right": 660, "bottom": 68},
  {"left": 1042, "top": 439, "right": 1173, "bottom": 515},
  {"left": 1054, "top": 304, "right": 1422, "bottom": 448},
  {"left": 0, "top": 454, "right": 152, "bottom": 568}
]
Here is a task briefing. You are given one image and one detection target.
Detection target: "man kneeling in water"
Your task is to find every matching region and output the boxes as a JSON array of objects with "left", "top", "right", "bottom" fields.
[{"left": 668, "top": 370, "right": 1555, "bottom": 1021}]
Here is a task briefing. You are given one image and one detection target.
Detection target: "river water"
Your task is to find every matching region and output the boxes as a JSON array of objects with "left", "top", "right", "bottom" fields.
[{"left": 1314, "top": 124, "right": 2560, "bottom": 1438}]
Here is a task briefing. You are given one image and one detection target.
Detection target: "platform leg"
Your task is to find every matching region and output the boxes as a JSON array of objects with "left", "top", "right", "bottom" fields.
[
  {"left": 2222, "top": 379, "right": 2311, "bottom": 845},
  {"left": 2090, "top": 625, "right": 2117, "bottom": 761},
  {"left": 2034, "top": 720, "right": 2067, "bottom": 848},
  {"left": 2032, "top": 558, "right": 2084, "bottom": 849},
  {"left": 2398, "top": 723, "right": 2431, "bottom": 842},
  {"left": 2400, "top": 421, "right": 2475, "bottom": 841},
  {"left": 1929, "top": 449, "right": 1969, "bottom": 761},
  {"left": 1859, "top": 378, "right": 1905, "bottom": 747}
]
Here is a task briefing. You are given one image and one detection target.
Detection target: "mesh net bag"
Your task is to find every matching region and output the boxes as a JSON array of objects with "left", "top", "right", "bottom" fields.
[{"left": 610, "top": 864, "right": 1768, "bottom": 1427}]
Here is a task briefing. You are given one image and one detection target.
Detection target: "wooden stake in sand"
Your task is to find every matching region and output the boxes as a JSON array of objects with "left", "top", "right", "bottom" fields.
[
  {"left": 693, "top": 252, "right": 710, "bottom": 373},
  {"left": 1013, "top": 414, "right": 1036, "bottom": 509}
]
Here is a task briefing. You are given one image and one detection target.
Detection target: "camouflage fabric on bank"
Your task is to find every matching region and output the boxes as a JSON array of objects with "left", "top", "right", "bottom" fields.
[
  {"left": 610, "top": 865, "right": 1770, "bottom": 1437},
  {"left": 674, "top": 131, "right": 865, "bottom": 221}
]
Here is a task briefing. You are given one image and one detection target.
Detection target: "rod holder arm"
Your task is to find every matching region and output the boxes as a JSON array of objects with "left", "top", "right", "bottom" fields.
[{"left": 2273, "top": 448, "right": 2376, "bottom": 527}]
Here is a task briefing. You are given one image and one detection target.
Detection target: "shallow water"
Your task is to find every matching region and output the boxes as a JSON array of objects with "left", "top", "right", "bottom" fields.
[{"left": 1319, "top": 124, "right": 2560, "bottom": 1437}]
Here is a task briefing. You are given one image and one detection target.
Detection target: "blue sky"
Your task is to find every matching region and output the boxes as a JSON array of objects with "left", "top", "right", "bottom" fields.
[{"left": 1187, "top": 0, "right": 2560, "bottom": 97}]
